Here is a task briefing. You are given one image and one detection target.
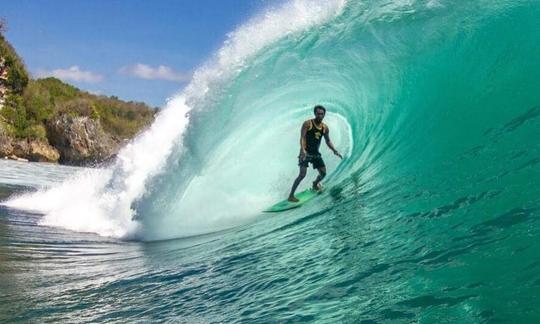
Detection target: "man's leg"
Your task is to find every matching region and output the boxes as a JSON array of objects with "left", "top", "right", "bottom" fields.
[
  {"left": 288, "top": 166, "right": 307, "bottom": 202},
  {"left": 312, "top": 166, "right": 326, "bottom": 190}
]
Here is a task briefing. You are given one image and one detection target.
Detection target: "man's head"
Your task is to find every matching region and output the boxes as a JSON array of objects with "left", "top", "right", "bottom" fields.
[{"left": 313, "top": 105, "right": 326, "bottom": 122}]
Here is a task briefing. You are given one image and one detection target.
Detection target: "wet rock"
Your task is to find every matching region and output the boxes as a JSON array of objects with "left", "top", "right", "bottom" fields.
[
  {"left": 10, "top": 139, "right": 59, "bottom": 163},
  {"left": 28, "top": 140, "right": 60, "bottom": 162}
]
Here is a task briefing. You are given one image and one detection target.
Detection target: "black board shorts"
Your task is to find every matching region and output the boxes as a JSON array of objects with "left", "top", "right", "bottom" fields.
[{"left": 299, "top": 153, "right": 326, "bottom": 169}]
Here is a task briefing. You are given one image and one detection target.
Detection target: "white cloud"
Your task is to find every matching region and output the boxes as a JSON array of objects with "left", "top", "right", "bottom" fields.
[
  {"left": 35, "top": 66, "right": 103, "bottom": 83},
  {"left": 119, "top": 63, "right": 191, "bottom": 82},
  {"left": 87, "top": 89, "right": 103, "bottom": 96}
]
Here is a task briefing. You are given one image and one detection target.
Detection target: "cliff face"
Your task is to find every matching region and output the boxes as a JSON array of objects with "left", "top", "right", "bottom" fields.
[
  {"left": 1, "top": 113, "right": 123, "bottom": 164},
  {"left": 0, "top": 31, "right": 155, "bottom": 165},
  {"left": 47, "top": 115, "right": 119, "bottom": 165},
  {"left": 0, "top": 122, "right": 60, "bottom": 162}
]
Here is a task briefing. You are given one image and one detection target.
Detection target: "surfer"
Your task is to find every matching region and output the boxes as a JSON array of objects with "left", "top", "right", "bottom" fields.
[{"left": 288, "top": 105, "right": 342, "bottom": 202}]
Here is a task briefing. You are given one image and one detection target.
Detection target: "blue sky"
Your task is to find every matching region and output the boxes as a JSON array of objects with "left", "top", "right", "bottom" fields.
[{"left": 1, "top": 0, "right": 281, "bottom": 107}]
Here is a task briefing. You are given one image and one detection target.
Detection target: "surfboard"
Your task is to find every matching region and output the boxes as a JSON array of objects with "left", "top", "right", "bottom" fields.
[{"left": 264, "top": 188, "right": 322, "bottom": 213}]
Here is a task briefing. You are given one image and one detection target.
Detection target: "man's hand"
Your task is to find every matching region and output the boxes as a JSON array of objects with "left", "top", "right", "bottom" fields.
[{"left": 323, "top": 127, "right": 342, "bottom": 159}]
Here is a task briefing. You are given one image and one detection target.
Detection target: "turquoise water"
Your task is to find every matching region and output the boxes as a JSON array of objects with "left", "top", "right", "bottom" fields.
[{"left": 2, "top": 0, "right": 540, "bottom": 322}]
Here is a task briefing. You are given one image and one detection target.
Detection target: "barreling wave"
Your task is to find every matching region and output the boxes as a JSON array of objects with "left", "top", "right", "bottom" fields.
[
  {"left": 3, "top": 0, "right": 347, "bottom": 239},
  {"left": 4, "top": 0, "right": 540, "bottom": 243}
]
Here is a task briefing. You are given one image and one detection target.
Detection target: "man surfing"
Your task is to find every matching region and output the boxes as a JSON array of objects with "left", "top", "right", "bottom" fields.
[{"left": 288, "top": 105, "right": 342, "bottom": 202}]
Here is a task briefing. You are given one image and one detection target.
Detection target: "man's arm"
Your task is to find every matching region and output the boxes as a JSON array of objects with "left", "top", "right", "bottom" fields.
[
  {"left": 323, "top": 126, "right": 343, "bottom": 159},
  {"left": 299, "top": 121, "right": 309, "bottom": 159}
]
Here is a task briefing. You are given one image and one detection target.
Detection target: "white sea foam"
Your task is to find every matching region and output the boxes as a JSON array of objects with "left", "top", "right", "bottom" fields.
[
  {"left": 3, "top": 0, "right": 346, "bottom": 239},
  {"left": 5, "top": 96, "right": 190, "bottom": 237},
  {"left": 184, "top": 0, "right": 346, "bottom": 103}
]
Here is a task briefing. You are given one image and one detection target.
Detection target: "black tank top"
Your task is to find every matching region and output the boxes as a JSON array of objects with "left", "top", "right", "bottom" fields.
[{"left": 305, "top": 120, "right": 325, "bottom": 155}]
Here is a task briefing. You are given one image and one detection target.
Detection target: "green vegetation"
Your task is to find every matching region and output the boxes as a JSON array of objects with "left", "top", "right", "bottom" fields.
[
  {"left": 31, "top": 78, "right": 156, "bottom": 139},
  {"left": 0, "top": 31, "right": 155, "bottom": 142},
  {"left": 0, "top": 33, "right": 29, "bottom": 95}
]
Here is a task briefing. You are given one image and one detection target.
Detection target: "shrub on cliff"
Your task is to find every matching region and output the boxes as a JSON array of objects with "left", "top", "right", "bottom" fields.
[
  {"left": 34, "top": 77, "right": 155, "bottom": 139},
  {"left": 92, "top": 96, "right": 154, "bottom": 138},
  {"left": 1, "top": 81, "right": 54, "bottom": 140},
  {"left": 56, "top": 97, "right": 98, "bottom": 118},
  {"left": 1, "top": 94, "right": 48, "bottom": 140},
  {"left": 34, "top": 77, "right": 79, "bottom": 103},
  {"left": 0, "top": 34, "right": 28, "bottom": 94},
  {"left": 1, "top": 31, "right": 40, "bottom": 139},
  {"left": 23, "top": 80, "right": 55, "bottom": 123}
]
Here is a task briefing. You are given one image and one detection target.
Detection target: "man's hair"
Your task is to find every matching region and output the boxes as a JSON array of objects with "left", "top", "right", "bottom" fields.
[{"left": 313, "top": 105, "right": 326, "bottom": 115}]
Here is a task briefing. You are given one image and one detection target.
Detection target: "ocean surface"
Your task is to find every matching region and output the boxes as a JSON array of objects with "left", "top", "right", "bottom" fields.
[{"left": 1, "top": 0, "right": 540, "bottom": 322}]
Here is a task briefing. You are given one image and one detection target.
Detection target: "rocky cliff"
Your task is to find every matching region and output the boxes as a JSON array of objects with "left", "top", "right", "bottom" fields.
[
  {"left": 0, "top": 29, "right": 155, "bottom": 165},
  {"left": 47, "top": 114, "right": 120, "bottom": 165},
  {"left": 0, "top": 122, "right": 59, "bottom": 162}
]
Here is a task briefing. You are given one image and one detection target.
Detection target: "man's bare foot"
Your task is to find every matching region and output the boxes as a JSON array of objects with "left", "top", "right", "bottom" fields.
[
  {"left": 288, "top": 196, "right": 299, "bottom": 202},
  {"left": 312, "top": 182, "right": 323, "bottom": 192}
]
